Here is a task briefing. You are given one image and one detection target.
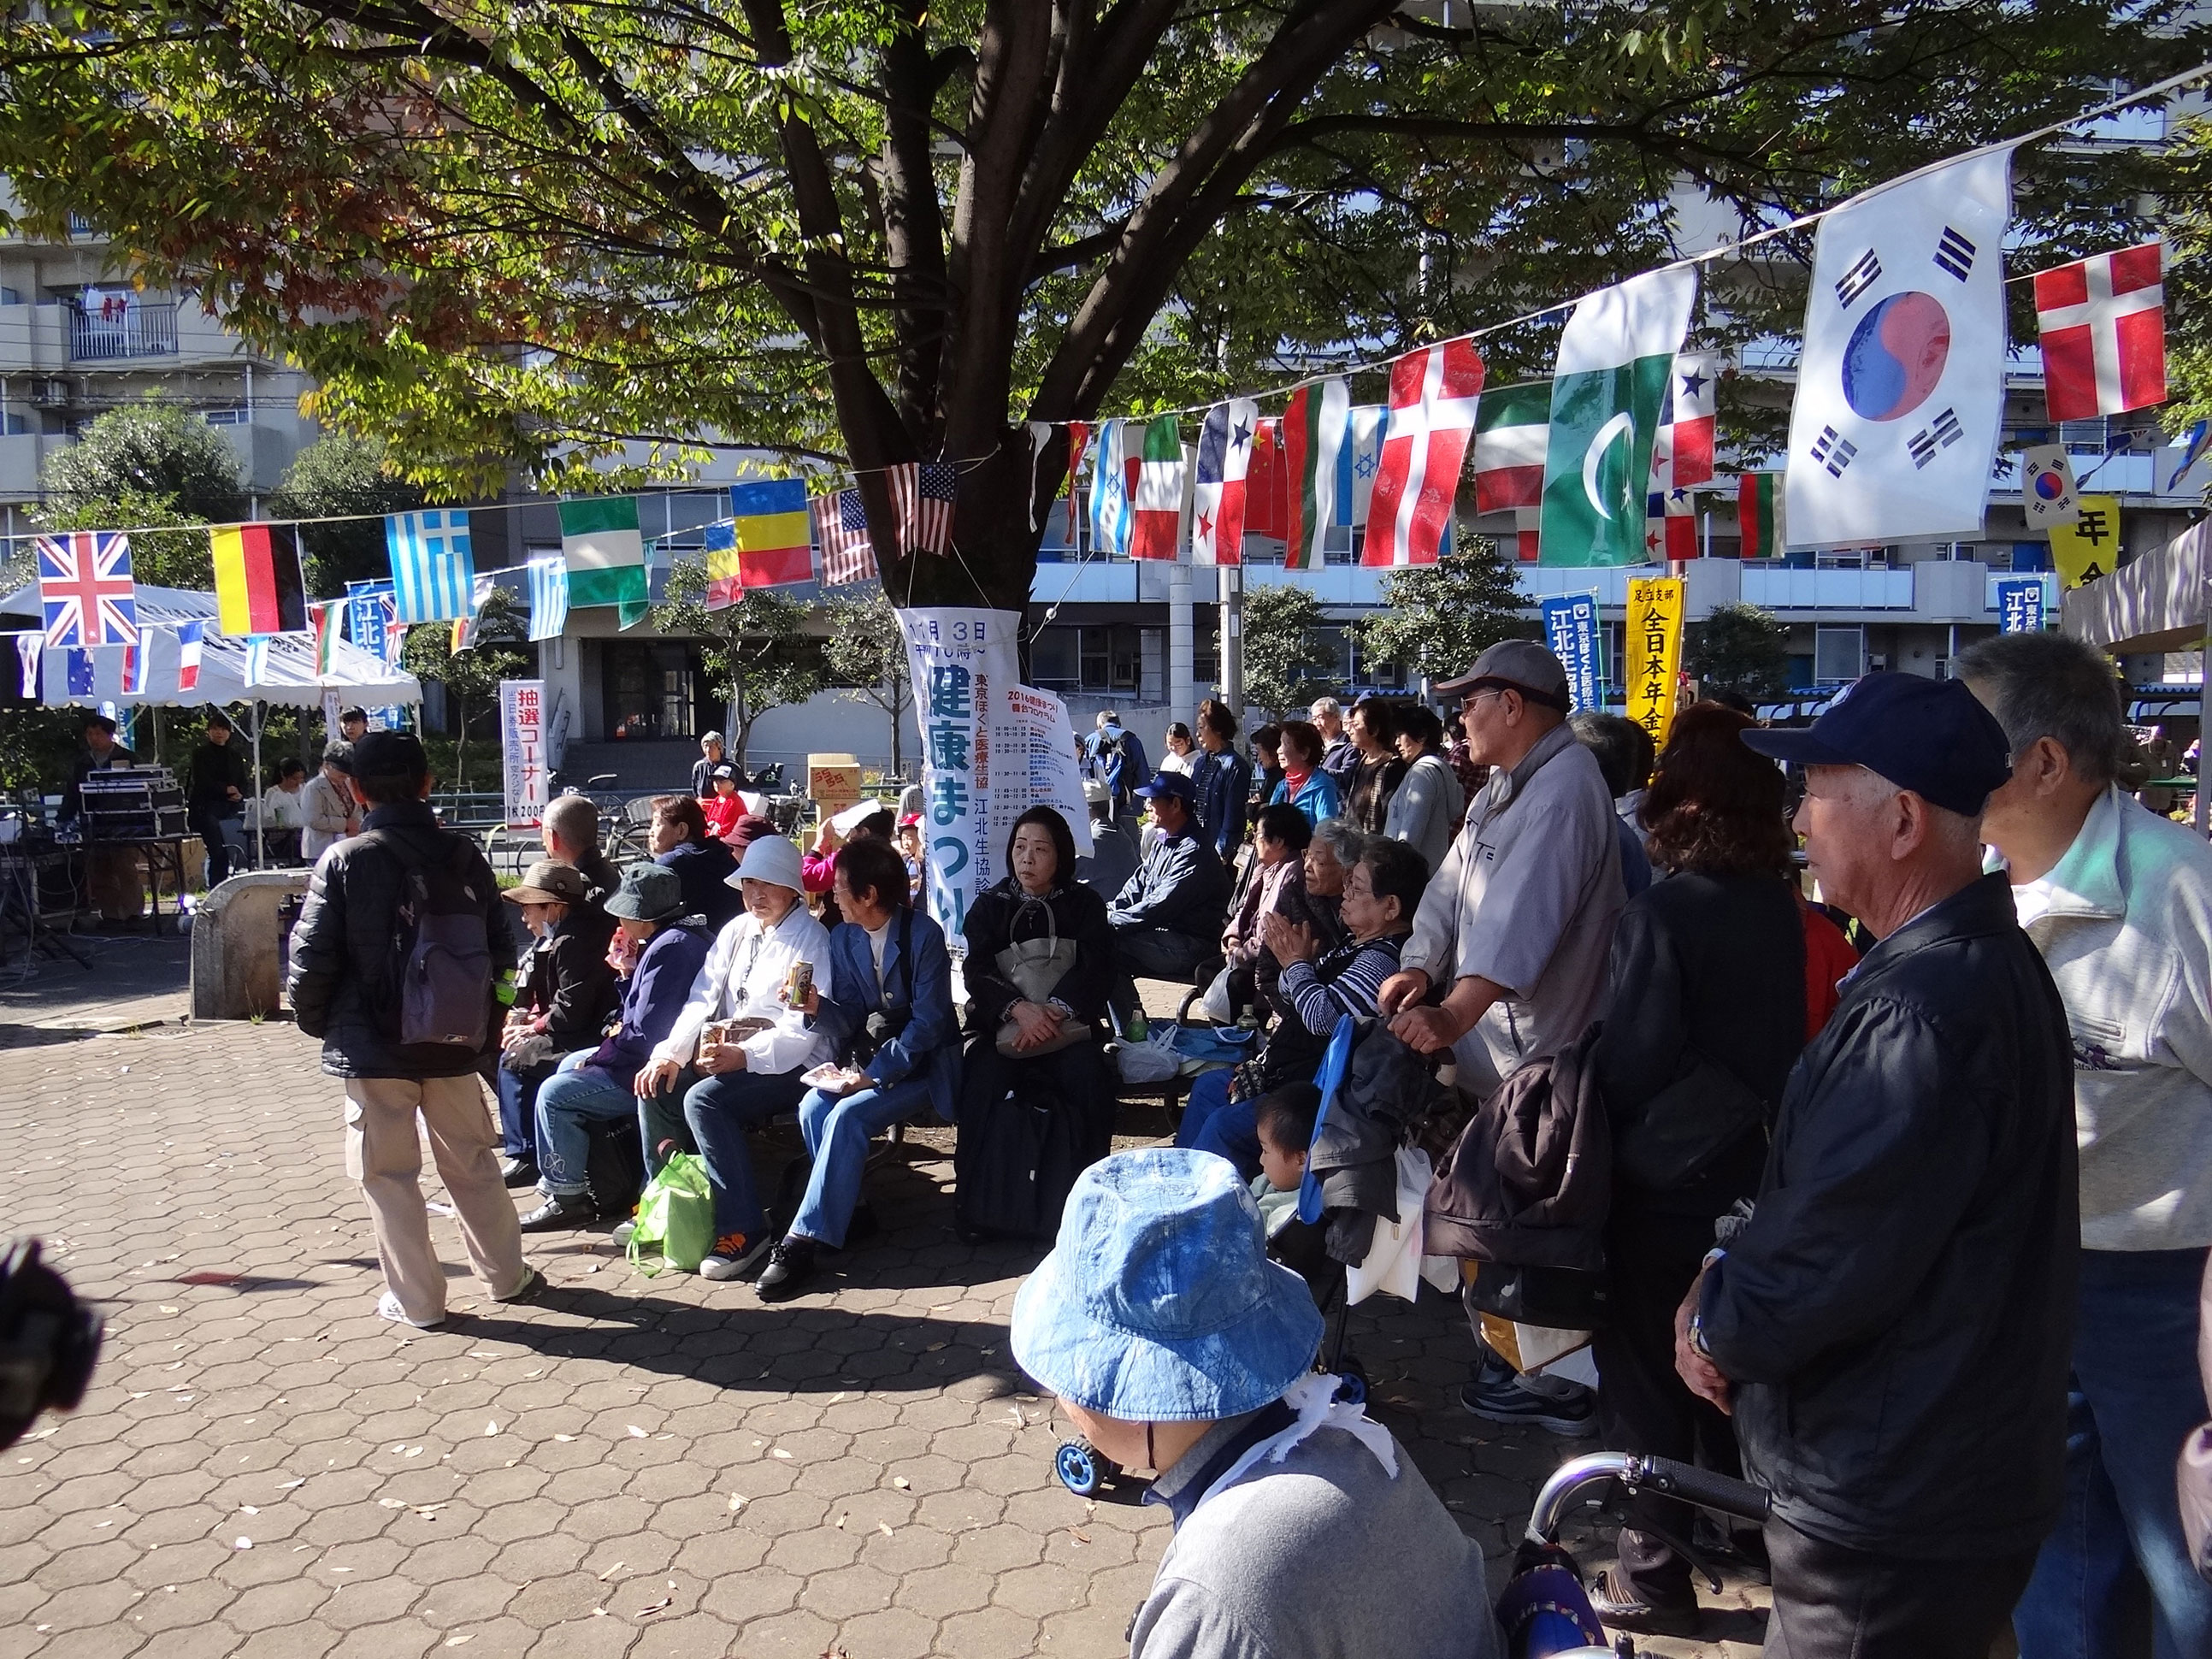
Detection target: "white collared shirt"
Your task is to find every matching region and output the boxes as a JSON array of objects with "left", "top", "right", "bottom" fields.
[{"left": 653, "top": 899, "right": 834, "bottom": 1077}]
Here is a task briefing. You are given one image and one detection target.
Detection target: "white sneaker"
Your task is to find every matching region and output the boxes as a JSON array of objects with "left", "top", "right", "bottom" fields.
[
  {"left": 698, "top": 1231, "right": 772, "bottom": 1281},
  {"left": 490, "top": 1266, "right": 544, "bottom": 1304},
  {"left": 377, "top": 1291, "right": 445, "bottom": 1330}
]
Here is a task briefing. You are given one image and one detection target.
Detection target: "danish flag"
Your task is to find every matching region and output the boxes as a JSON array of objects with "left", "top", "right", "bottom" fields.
[
  {"left": 37, "top": 530, "right": 140, "bottom": 648},
  {"left": 1364, "top": 335, "right": 1484, "bottom": 567},
  {"left": 2034, "top": 242, "right": 2166, "bottom": 422}
]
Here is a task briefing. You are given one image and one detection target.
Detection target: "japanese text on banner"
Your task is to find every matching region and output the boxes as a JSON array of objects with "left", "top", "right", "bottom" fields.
[
  {"left": 1624, "top": 577, "right": 1685, "bottom": 748},
  {"left": 1996, "top": 576, "right": 2048, "bottom": 635},
  {"left": 500, "top": 679, "right": 548, "bottom": 830},
  {"left": 1541, "top": 593, "right": 1605, "bottom": 713}
]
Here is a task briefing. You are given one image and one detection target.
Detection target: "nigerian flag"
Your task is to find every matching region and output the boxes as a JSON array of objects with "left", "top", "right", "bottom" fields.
[
  {"left": 559, "top": 495, "right": 648, "bottom": 609},
  {"left": 1538, "top": 268, "right": 1696, "bottom": 567}
]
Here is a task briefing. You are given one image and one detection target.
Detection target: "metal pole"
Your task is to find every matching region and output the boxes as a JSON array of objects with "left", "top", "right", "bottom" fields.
[
  {"left": 1221, "top": 564, "right": 1244, "bottom": 722},
  {"left": 251, "top": 700, "right": 265, "bottom": 871}
]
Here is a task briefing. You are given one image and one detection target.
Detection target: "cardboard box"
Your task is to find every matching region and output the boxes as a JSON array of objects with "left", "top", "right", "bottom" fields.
[{"left": 806, "top": 753, "right": 864, "bottom": 808}]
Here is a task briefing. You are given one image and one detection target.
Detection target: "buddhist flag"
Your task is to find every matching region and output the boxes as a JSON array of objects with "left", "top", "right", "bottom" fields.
[
  {"left": 1283, "top": 376, "right": 1349, "bottom": 571},
  {"left": 308, "top": 601, "right": 341, "bottom": 676},
  {"left": 1192, "top": 399, "right": 1258, "bottom": 566},
  {"left": 210, "top": 522, "right": 309, "bottom": 636},
  {"left": 1366, "top": 337, "right": 1483, "bottom": 568},
  {"left": 729, "top": 479, "right": 814, "bottom": 588},
  {"left": 1130, "top": 416, "right": 1185, "bottom": 561},
  {"left": 558, "top": 496, "right": 647, "bottom": 609},
  {"left": 1737, "top": 473, "right": 1784, "bottom": 558},
  {"left": 1472, "top": 381, "right": 1550, "bottom": 514}
]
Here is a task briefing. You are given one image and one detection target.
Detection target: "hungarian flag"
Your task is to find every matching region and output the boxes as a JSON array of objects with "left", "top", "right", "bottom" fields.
[
  {"left": 1283, "top": 376, "right": 1349, "bottom": 571},
  {"left": 1738, "top": 473, "right": 1785, "bottom": 558},
  {"left": 1130, "top": 416, "right": 1185, "bottom": 560},
  {"left": 2035, "top": 241, "right": 2166, "bottom": 422},
  {"left": 1366, "top": 337, "right": 1484, "bottom": 568},
  {"left": 175, "top": 621, "right": 204, "bottom": 691},
  {"left": 730, "top": 478, "right": 815, "bottom": 588},
  {"left": 1193, "top": 399, "right": 1257, "bottom": 566},
  {"left": 559, "top": 496, "right": 648, "bottom": 609},
  {"left": 307, "top": 601, "right": 341, "bottom": 676},
  {"left": 210, "top": 521, "right": 309, "bottom": 636},
  {"left": 1245, "top": 417, "right": 1288, "bottom": 540},
  {"left": 1539, "top": 267, "right": 1696, "bottom": 567},
  {"left": 1471, "top": 381, "right": 1550, "bottom": 514},
  {"left": 1643, "top": 486, "right": 1698, "bottom": 561},
  {"left": 1653, "top": 354, "right": 1718, "bottom": 489}
]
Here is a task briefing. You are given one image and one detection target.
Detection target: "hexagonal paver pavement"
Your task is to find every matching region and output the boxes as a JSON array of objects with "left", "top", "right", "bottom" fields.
[{"left": 0, "top": 1014, "right": 1768, "bottom": 1656}]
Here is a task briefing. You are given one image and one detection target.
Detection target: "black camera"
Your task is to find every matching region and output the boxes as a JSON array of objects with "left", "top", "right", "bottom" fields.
[{"left": 0, "top": 1239, "right": 101, "bottom": 1452}]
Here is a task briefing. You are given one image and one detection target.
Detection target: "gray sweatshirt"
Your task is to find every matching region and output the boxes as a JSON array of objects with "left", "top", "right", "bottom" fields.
[{"left": 1131, "top": 1410, "right": 1498, "bottom": 1659}]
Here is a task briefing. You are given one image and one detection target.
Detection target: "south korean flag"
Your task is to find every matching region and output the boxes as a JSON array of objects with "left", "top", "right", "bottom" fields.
[{"left": 1785, "top": 151, "right": 2010, "bottom": 547}]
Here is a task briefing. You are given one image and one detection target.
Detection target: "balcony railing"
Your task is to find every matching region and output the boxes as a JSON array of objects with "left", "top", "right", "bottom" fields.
[{"left": 68, "top": 299, "right": 178, "bottom": 361}]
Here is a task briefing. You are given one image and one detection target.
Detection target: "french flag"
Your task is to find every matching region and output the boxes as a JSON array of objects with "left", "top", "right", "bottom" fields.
[{"left": 176, "top": 620, "right": 204, "bottom": 693}]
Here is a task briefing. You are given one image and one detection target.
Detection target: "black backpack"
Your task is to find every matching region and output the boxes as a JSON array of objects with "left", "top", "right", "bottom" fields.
[{"left": 360, "top": 829, "right": 496, "bottom": 1055}]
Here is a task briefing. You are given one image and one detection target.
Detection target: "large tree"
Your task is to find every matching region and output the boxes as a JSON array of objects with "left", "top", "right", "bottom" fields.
[
  {"left": 32, "top": 395, "right": 247, "bottom": 590},
  {"left": 1351, "top": 532, "right": 1531, "bottom": 688},
  {"left": 274, "top": 432, "right": 431, "bottom": 595},
  {"left": 651, "top": 564, "right": 827, "bottom": 770},
  {"left": 1, "top": 2, "right": 2185, "bottom": 616}
]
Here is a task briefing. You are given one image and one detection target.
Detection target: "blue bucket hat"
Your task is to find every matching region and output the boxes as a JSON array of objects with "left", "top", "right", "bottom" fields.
[{"left": 1011, "top": 1148, "right": 1324, "bottom": 1422}]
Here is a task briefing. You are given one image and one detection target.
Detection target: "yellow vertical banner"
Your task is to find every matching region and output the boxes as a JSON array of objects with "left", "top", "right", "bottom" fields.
[
  {"left": 2049, "top": 494, "right": 2121, "bottom": 589},
  {"left": 1625, "top": 576, "right": 1686, "bottom": 748}
]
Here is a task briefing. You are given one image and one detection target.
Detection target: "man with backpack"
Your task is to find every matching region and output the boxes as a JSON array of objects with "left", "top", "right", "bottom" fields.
[
  {"left": 287, "top": 730, "right": 539, "bottom": 1328},
  {"left": 1083, "top": 711, "right": 1148, "bottom": 813}
]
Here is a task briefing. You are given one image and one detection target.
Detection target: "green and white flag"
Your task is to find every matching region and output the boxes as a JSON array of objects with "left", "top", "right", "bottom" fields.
[
  {"left": 559, "top": 495, "right": 647, "bottom": 609},
  {"left": 1538, "top": 268, "right": 1696, "bottom": 567}
]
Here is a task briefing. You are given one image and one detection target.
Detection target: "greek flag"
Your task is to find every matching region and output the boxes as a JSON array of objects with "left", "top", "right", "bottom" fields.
[
  {"left": 386, "top": 510, "right": 476, "bottom": 623},
  {"left": 527, "top": 555, "right": 569, "bottom": 642},
  {"left": 244, "top": 636, "right": 271, "bottom": 687}
]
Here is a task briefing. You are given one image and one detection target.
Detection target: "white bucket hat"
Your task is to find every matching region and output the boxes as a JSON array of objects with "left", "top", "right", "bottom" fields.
[{"left": 728, "top": 833, "right": 804, "bottom": 894}]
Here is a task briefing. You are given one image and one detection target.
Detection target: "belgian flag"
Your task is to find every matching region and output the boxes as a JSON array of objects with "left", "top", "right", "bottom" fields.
[{"left": 210, "top": 522, "right": 308, "bottom": 636}]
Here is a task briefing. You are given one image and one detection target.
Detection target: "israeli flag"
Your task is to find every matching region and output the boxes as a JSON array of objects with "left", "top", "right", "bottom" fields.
[
  {"left": 1336, "top": 404, "right": 1389, "bottom": 528},
  {"left": 1088, "top": 419, "right": 1131, "bottom": 556},
  {"left": 386, "top": 510, "right": 476, "bottom": 623},
  {"left": 527, "top": 555, "right": 569, "bottom": 642}
]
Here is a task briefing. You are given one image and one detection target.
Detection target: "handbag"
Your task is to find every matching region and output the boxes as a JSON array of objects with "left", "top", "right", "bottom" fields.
[
  {"left": 994, "top": 894, "right": 1089, "bottom": 1057},
  {"left": 625, "top": 1152, "right": 716, "bottom": 1276}
]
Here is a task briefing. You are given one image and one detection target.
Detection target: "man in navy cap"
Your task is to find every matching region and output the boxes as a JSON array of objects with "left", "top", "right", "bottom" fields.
[
  {"left": 1673, "top": 672, "right": 2079, "bottom": 1659},
  {"left": 1104, "top": 770, "right": 1230, "bottom": 1037}
]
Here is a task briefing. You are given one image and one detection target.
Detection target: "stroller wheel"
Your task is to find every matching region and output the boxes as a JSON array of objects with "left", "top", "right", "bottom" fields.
[
  {"left": 1332, "top": 1360, "right": 1369, "bottom": 1407},
  {"left": 1055, "top": 1438, "right": 1114, "bottom": 1497}
]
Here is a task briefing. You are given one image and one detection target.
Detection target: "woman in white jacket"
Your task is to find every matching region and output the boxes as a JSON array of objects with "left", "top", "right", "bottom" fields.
[
  {"left": 299, "top": 743, "right": 362, "bottom": 863},
  {"left": 1382, "top": 705, "right": 1465, "bottom": 877},
  {"left": 634, "top": 835, "right": 831, "bottom": 1283}
]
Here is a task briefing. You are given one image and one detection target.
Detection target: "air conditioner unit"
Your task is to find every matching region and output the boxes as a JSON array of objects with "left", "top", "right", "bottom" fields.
[
  {"left": 30, "top": 379, "right": 68, "bottom": 406},
  {"left": 1868, "top": 653, "right": 1890, "bottom": 671}
]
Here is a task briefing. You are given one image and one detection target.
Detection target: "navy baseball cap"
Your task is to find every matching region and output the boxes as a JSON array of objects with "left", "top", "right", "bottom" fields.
[
  {"left": 1134, "top": 770, "right": 1198, "bottom": 806},
  {"left": 1741, "top": 673, "right": 2013, "bottom": 817},
  {"left": 352, "top": 729, "right": 428, "bottom": 779}
]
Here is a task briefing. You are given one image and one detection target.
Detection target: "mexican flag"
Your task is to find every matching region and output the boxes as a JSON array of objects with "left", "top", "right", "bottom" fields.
[
  {"left": 1472, "top": 381, "right": 1550, "bottom": 514},
  {"left": 1538, "top": 269, "right": 1696, "bottom": 567},
  {"left": 1283, "top": 376, "right": 1349, "bottom": 571},
  {"left": 1738, "top": 472, "right": 1785, "bottom": 558},
  {"left": 559, "top": 496, "right": 648, "bottom": 609},
  {"left": 307, "top": 600, "right": 340, "bottom": 676},
  {"left": 1130, "top": 416, "right": 1185, "bottom": 560}
]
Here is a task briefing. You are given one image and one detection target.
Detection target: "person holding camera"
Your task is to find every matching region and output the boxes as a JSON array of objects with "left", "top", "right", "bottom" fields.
[{"left": 759, "top": 837, "right": 959, "bottom": 1300}]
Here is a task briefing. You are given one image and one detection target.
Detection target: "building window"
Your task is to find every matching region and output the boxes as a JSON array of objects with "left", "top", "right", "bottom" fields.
[
  {"left": 1030, "top": 627, "right": 1078, "bottom": 691},
  {"left": 203, "top": 407, "right": 248, "bottom": 426},
  {"left": 1814, "top": 625, "right": 1866, "bottom": 686},
  {"left": 601, "top": 640, "right": 708, "bottom": 740},
  {"left": 2060, "top": 416, "right": 2109, "bottom": 454}
]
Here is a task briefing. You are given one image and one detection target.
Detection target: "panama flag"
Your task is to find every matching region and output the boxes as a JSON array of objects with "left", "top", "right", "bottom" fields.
[
  {"left": 558, "top": 496, "right": 647, "bottom": 609},
  {"left": 2035, "top": 242, "right": 2165, "bottom": 422},
  {"left": 1785, "top": 151, "right": 2010, "bottom": 548},
  {"left": 1643, "top": 485, "right": 1699, "bottom": 561},
  {"left": 1130, "top": 416, "right": 1186, "bottom": 561},
  {"left": 1472, "top": 381, "right": 1551, "bottom": 514},
  {"left": 1366, "top": 337, "right": 1484, "bottom": 568},
  {"left": 1336, "top": 404, "right": 1389, "bottom": 528},
  {"left": 175, "top": 620, "right": 204, "bottom": 692},
  {"left": 1283, "top": 376, "right": 1350, "bottom": 571},
  {"left": 1652, "top": 353, "right": 1718, "bottom": 490},
  {"left": 1192, "top": 399, "right": 1257, "bottom": 566},
  {"left": 1088, "top": 419, "right": 1132, "bottom": 556},
  {"left": 1738, "top": 473, "right": 1786, "bottom": 559},
  {"left": 1540, "top": 268, "right": 1696, "bottom": 567}
]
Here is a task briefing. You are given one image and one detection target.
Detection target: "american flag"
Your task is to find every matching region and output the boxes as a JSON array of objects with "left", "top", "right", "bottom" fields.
[
  {"left": 887, "top": 461, "right": 958, "bottom": 557},
  {"left": 812, "top": 488, "right": 877, "bottom": 586},
  {"left": 37, "top": 531, "right": 139, "bottom": 647}
]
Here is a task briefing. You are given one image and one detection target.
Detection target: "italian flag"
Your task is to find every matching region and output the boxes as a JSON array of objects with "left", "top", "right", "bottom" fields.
[
  {"left": 1472, "top": 381, "right": 1551, "bottom": 514},
  {"left": 1130, "top": 415, "right": 1185, "bottom": 560},
  {"left": 1283, "top": 376, "right": 1349, "bottom": 571},
  {"left": 559, "top": 496, "right": 648, "bottom": 609},
  {"left": 1738, "top": 472, "right": 1785, "bottom": 558}
]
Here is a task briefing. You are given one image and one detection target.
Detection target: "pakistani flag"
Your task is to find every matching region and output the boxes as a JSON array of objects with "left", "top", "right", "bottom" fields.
[
  {"left": 1538, "top": 268, "right": 1697, "bottom": 567},
  {"left": 559, "top": 496, "right": 647, "bottom": 608}
]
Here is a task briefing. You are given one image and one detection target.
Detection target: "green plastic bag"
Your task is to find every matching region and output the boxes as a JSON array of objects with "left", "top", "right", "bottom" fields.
[{"left": 627, "top": 1152, "right": 716, "bottom": 1276}]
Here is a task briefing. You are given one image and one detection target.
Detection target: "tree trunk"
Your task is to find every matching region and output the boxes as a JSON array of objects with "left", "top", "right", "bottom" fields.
[{"left": 878, "top": 428, "right": 1056, "bottom": 615}]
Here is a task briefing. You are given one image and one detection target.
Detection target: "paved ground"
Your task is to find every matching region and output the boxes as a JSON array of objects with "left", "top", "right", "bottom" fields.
[
  {"left": 0, "top": 1000, "right": 1770, "bottom": 1658},
  {"left": 0, "top": 930, "right": 192, "bottom": 1036}
]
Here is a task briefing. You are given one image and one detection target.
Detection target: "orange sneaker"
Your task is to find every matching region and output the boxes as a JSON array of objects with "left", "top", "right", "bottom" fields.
[{"left": 699, "top": 1231, "right": 770, "bottom": 1280}]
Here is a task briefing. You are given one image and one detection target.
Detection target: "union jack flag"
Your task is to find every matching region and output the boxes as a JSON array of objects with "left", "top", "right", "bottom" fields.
[
  {"left": 812, "top": 488, "right": 877, "bottom": 587},
  {"left": 37, "top": 531, "right": 139, "bottom": 647},
  {"left": 887, "top": 461, "right": 958, "bottom": 557}
]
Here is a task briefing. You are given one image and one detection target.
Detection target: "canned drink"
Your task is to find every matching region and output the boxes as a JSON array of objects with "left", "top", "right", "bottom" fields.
[{"left": 786, "top": 959, "right": 814, "bottom": 1005}]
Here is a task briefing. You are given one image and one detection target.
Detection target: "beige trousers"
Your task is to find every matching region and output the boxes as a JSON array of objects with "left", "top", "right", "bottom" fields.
[{"left": 344, "top": 1074, "right": 528, "bottom": 1323}]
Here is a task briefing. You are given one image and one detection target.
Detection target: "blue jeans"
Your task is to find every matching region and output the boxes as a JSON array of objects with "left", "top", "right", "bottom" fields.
[
  {"left": 1177, "top": 1068, "right": 1262, "bottom": 1183},
  {"left": 682, "top": 1069, "right": 811, "bottom": 1241},
  {"left": 496, "top": 1058, "right": 559, "bottom": 1162},
  {"left": 788, "top": 1077, "right": 932, "bottom": 1249},
  {"left": 2016, "top": 1245, "right": 2212, "bottom": 1659},
  {"left": 534, "top": 1053, "right": 642, "bottom": 1197}
]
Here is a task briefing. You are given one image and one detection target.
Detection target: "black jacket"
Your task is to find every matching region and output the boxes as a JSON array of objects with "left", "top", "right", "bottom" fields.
[
  {"left": 1698, "top": 872, "right": 2078, "bottom": 1559},
  {"left": 287, "top": 800, "right": 517, "bottom": 1079},
  {"left": 186, "top": 738, "right": 252, "bottom": 811},
  {"left": 1595, "top": 871, "right": 1807, "bottom": 1213},
  {"left": 961, "top": 877, "right": 1112, "bottom": 1030},
  {"left": 658, "top": 837, "right": 743, "bottom": 929},
  {"left": 514, "top": 908, "right": 620, "bottom": 1048}
]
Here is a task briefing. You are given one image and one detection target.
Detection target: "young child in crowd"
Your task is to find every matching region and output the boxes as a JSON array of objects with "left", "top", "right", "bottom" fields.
[{"left": 1249, "top": 1083, "right": 1320, "bottom": 1239}]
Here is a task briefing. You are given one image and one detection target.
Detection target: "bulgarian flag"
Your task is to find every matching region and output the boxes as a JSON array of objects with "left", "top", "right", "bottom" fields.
[
  {"left": 1738, "top": 472, "right": 1785, "bottom": 558},
  {"left": 559, "top": 496, "right": 648, "bottom": 609},
  {"left": 1130, "top": 416, "right": 1185, "bottom": 560},
  {"left": 307, "top": 601, "right": 341, "bottom": 676},
  {"left": 1472, "top": 381, "right": 1551, "bottom": 514},
  {"left": 1282, "top": 376, "right": 1349, "bottom": 571}
]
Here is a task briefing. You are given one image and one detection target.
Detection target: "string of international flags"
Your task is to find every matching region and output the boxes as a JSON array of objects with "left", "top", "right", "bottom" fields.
[{"left": 10, "top": 68, "right": 2200, "bottom": 694}]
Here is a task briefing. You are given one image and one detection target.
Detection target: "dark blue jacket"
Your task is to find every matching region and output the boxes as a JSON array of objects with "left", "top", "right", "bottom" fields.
[
  {"left": 580, "top": 918, "right": 714, "bottom": 1086},
  {"left": 1193, "top": 747, "right": 1253, "bottom": 861},
  {"left": 1109, "top": 826, "right": 1231, "bottom": 941},
  {"left": 658, "top": 836, "right": 743, "bottom": 929},
  {"left": 817, "top": 907, "right": 961, "bottom": 1121}
]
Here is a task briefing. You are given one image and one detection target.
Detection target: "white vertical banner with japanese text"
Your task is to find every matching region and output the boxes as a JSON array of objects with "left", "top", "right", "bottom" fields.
[
  {"left": 500, "top": 678, "right": 549, "bottom": 830},
  {"left": 899, "top": 608, "right": 1090, "bottom": 955}
]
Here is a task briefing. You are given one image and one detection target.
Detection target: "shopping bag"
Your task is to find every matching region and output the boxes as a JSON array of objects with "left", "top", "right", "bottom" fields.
[{"left": 626, "top": 1151, "right": 715, "bottom": 1276}]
